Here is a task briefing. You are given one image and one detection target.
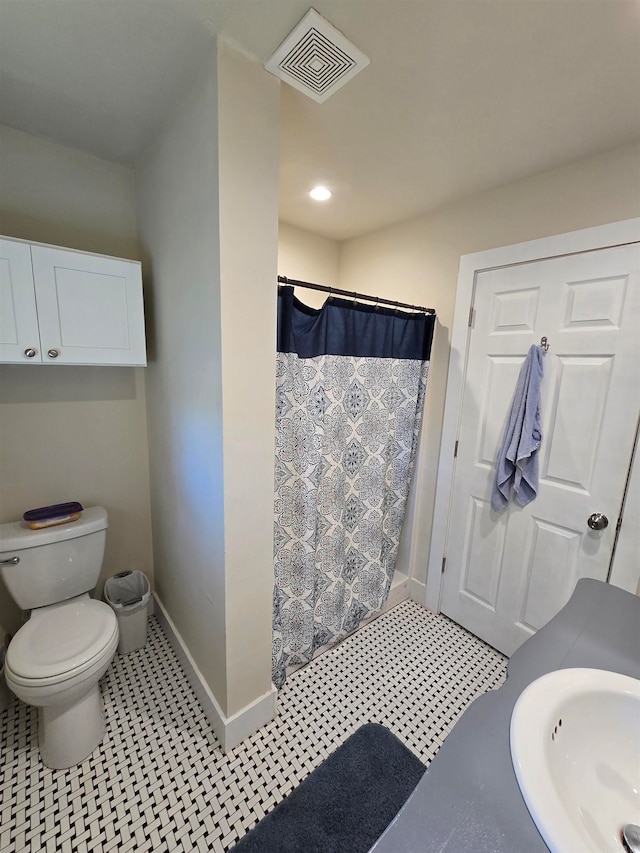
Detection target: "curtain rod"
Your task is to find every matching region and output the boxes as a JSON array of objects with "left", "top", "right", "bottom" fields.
[{"left": 278, "top": 275, "right": 435, "bottom": 315}]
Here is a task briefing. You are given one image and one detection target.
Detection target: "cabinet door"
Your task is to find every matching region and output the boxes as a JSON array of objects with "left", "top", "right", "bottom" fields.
[
  {"left": 0, "top": 238, "right": 43, "bottom": 363},
  {"left": 30, "top": 246, "right": 146, "bottom": 366}
]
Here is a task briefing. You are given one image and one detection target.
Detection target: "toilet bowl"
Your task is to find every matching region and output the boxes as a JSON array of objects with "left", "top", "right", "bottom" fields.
[
  {"left": 4, "top": 596, "right": 119, "bottom": 768},
  {"left": 0, "top": 507, "right": 120, "bottom": 769}
]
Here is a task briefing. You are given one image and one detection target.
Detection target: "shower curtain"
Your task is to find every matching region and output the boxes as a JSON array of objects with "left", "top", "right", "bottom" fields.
[{"left": 272, "top": 286, "right": 435, "bottom": 687}]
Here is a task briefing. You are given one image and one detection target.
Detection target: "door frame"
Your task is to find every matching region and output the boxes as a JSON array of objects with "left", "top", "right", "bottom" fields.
[{"left": 425, "top": 217, "right": 640, "bottom": 613}]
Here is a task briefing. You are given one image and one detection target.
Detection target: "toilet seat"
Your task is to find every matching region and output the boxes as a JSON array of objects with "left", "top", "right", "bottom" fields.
[{"left": 6, "top": 598, "right": 118, "bottom": 684}]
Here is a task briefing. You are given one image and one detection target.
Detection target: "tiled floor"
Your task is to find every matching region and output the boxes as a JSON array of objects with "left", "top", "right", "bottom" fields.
[{"left": 0, "top": 599, "right": 507, "bottom": 853}]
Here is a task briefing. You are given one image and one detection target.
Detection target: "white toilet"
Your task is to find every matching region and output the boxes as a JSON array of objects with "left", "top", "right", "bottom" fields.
[{"left": 0, "top": 506, "right": 119, "bottom": 769}]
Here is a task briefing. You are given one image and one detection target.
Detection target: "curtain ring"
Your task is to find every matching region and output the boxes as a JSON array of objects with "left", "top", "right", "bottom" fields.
[{"left": 352, "top": 291, "right": 358, "bottom": 305}]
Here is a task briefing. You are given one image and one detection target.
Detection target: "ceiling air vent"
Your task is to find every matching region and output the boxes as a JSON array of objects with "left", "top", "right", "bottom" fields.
[{"left": 265, "top": 8, "right": 370, "bottom": 103}]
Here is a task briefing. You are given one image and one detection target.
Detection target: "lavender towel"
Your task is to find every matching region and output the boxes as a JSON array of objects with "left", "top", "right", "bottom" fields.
[{"left": 491, "top": 345, "right": 544, "bottom": 511}]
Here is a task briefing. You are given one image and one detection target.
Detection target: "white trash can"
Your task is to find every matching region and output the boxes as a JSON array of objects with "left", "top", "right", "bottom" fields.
[{"left": 104, "top": 570, "right": 151, "bottom": 655}]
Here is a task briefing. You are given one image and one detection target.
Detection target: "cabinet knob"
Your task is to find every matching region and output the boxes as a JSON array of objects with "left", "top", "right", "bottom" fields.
[
  {"left": 24, "top": 348, "right": 37, "bottom": 358},
  {"left": 47, "top": 349, "right": 60, "bottom": 359}
]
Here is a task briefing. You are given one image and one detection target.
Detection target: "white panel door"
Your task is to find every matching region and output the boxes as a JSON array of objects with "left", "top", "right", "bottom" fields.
[
  {"left": 30, "top": 245, "right": 146, "bottom": 366},
  {"left": 440, "top": 243, "right": 640, "bottom": 655},
  {"left": 0, "top": 238, "right": 42, "bottom": 363}
]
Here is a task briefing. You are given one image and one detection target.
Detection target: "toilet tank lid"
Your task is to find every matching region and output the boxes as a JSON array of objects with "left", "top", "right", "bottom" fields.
[{"left": 0, "top": 506, "right": 108, "bottom": 553}]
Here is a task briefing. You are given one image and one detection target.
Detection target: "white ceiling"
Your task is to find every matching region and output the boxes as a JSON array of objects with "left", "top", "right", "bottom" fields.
[{"left": 1, "top": 0, "right": 639, "bottom": 241}]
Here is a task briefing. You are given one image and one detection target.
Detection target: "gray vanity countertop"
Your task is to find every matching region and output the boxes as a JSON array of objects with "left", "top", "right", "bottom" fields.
[{"left": 370, "top": 578, "right": 640, "bottom": 853}]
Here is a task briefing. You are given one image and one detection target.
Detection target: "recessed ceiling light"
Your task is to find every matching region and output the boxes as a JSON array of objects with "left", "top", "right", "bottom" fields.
[{"left": 310, "top": 186, "right": 332, "bottom": 201}]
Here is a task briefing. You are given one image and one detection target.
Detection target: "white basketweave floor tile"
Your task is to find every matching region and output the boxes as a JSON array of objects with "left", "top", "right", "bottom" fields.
[{"left": 0, "top": 600, "right": 507, "bottom": 852}]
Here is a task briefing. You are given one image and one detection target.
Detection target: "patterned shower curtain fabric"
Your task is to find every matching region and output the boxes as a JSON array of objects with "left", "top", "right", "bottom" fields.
[{"left": 272, "top": 286, "right": 435, "bottom": 688}]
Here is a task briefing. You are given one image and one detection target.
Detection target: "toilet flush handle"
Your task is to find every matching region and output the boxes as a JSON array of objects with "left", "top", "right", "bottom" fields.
[{"left": 0, "top": 556, "right": 19, "bottom": 565}]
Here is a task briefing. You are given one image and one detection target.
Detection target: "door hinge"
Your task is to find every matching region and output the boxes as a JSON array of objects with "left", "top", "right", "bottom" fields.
[
  {"left": 468, "top": 306, "right": 475, "bottom": 327},
  {"left": 454, "top": 440, "right": 459, "bottom": 458},
  {"left": 441, "top": 556, "right": 447, "bottom": 574}
]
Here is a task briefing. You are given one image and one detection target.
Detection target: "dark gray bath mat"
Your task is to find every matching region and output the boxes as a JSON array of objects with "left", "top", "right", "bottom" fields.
[{"left": 229, "top": 722, "right": 425, "bottom": 853}]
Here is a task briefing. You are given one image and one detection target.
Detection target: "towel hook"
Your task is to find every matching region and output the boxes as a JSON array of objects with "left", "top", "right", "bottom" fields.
[{"left": 540, "top": 336, "right": 549, "bottom": 353}]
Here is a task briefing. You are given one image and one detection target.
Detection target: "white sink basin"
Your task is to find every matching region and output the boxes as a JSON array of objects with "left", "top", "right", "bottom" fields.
[{"left": 510, "top": 668, "right": 640, "bottom": 853}]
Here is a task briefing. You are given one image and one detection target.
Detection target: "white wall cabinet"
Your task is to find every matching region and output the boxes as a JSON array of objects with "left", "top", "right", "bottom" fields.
[{"left": 0, "top": 237, "right": 146, "bottom": 366}]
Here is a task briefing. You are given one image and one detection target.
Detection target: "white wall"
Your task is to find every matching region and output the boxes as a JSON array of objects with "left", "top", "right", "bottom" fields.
[
  {"left": 217, "top": 41, "right": 280, "bottom": 717},
  {"left": 339, "top": 143, "right": 640, "bottom": 594},
  {"left": 0, "top": 125, "right": 153, "bottom": 635},
  {"left": 278, "top": 222, "right": 340, "bottom": 308},
  {"left": 136, "top": 49, "right": 228, "bottom": 706},
  {"left": 609, "top": 428, "right": 640, "bottom": 595},
  {"left": 136, "top": 41, "right": 280, "bottom": 723}
]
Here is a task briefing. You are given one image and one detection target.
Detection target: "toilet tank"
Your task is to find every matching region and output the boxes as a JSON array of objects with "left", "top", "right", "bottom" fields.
[{"left": 0, "top": 507, "right": 108, "bottom": 610}]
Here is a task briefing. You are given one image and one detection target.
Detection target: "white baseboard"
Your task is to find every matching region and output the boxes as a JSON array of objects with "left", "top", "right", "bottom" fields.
[
  {"left": 152, "top": 593, "right": 277, "bottom": 752},
  {"left": 223, "top": 685, "right": 278, "bottom": 752},
  {"left": 383, "top": 570, "right": 410, "bottom": 612},
  {"left": 409, "top": 577, "right": 428, "bottom": 608}
]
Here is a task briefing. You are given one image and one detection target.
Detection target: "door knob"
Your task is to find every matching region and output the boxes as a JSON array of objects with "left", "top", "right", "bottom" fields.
[
  {"left": 24, "top": 347, "right": 37, "bottom": 358},
  {"left": 587, "top": 513, "right": 609, "bottom": 531},
  {"left": 47, "top": 348, "right": 59, "bottom": 359}
]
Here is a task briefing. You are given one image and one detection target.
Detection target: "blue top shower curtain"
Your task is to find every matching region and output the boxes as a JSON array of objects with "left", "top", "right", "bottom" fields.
[{"left": 272, "top": 286, "right": 435, "bottom": 687}]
